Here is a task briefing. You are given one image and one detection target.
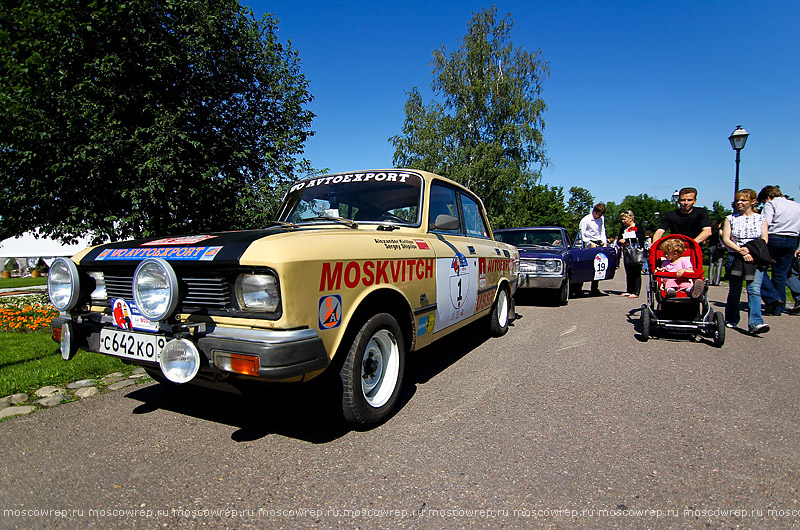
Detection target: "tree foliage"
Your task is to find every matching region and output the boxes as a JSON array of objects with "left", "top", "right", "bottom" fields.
[
  {"left": 0, "top": 0, "right": 314, "bottom": 243},
  {"left": 390, "top": 6, "right": 549, "bottom": 228}
]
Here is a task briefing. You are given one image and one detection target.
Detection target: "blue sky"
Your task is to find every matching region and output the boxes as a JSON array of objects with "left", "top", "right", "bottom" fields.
[{"left": 247, "top": 0, "right": 800, "bottom": 210}]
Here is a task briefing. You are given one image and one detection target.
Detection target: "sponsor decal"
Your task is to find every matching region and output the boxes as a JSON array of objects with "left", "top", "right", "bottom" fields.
[
  {"left": 414, "top": 239, "right": 430, "bottom": 250},
  {"left": 479, "top": 258, "right": 487, "bottom": 289},
  {"left": 142, "top": 235, "right": 218, "bottom": 246},
  {"left": 594, "top": 252, "right": 609, "bottom": 280},
  {"left": 416, "top": 314, "right": 436, "bottom": 337},
  {"left": 475, "top": 290, "right": 495, "bottom": 313},
  {"left": 318, "top": 295, "right": 343, "bottom": 330},
  {"left": 289, "top": 172, "right": 419, "bottom": 193},
  {"left": 374, "top": 238, "right": 423, "bottom": 252},
  {"left": 96, "top": 246, "right": 223, "bottom": 261},
  {"left": 319, "top": 259, "right": 434, "bottom": 291},
  {"left": 111, "top": 299, "right": 158, "bottom": 332}
]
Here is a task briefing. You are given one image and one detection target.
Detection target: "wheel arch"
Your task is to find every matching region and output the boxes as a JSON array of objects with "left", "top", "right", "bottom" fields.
[{"left": 340, "top": 288, "right": 416, "bottom": 357}]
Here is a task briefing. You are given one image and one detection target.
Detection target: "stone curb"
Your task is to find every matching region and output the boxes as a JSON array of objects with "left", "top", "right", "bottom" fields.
[{"left": 0, "top": 368, "right": 152, "bottom": 420}]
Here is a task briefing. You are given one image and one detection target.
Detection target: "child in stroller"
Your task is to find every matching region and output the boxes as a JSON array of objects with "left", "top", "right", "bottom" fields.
[
  {"left": 640, "top": 234, "right": 725, "bottom": 347},
  {"left": 655, "top": 238, "right": 705, "bottom": 298}
]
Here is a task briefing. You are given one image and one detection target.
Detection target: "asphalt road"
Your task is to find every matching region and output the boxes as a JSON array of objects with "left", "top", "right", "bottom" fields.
[{"left": 1, "top": 274, "right": 798, "bottom": 530}]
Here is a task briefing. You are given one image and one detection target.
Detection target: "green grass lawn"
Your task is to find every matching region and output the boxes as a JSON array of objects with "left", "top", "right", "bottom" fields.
[
  {"left": 0, "top": 331, "right": 133, "bottom": 396},
  {"left": 0, "top": 277, "right": 47, "bottom": 289}
]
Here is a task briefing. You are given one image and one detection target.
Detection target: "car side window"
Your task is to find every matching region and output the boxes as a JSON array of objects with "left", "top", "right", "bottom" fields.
[
  {"left": 428, "top": 184, "right": 460, "bottom": 233},
  {"left": 460, "top": 193, "right": 489, "bottom": 239}
]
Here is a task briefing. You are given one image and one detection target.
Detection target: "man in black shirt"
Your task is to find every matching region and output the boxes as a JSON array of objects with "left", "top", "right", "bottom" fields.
[{"left": 653, "top": 187, "right": 713, "bottom": 243}]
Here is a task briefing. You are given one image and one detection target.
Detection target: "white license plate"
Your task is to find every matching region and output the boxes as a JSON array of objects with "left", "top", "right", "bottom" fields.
[{"left": 99, "top": 328, "right": 167, "bottom": 363}]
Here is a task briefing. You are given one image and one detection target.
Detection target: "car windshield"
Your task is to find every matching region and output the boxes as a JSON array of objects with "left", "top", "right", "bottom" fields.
[
  {"left": 277, "top": 171, "right": 423, "bottom": 226},
  {"left": 495, "top": 229, "right": 565, "bottom": 248}
]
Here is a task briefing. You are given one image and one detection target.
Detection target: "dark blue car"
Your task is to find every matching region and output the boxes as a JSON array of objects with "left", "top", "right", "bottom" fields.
[{"left": 494, "top": 226, "right": 618, "bottom": 305}]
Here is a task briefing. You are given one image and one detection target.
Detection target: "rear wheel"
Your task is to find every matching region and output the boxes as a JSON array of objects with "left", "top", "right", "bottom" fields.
[
  {"left": 339, "top": 313, "right": 405, "bottom": 426},
  {"left": 713, "top": 311, "right": 726, "bottom": 347},
  {"left": 640, "top": 304, "right": 650, "bottom": 341},
  {"left": 490, "top": 287, "right": 511, "bottom": 336}
]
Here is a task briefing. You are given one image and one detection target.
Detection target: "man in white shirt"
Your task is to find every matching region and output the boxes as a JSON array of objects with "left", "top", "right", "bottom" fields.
[
  {"left": 580, "top": 203, "right": 607, "bottom": 248},
  {"left": 579, "top": 203, "right": 607, "bottom": 295}
]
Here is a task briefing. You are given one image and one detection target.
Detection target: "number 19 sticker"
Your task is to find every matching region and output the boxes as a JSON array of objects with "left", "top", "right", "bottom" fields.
[{"left": 593, "top": 252, "right": 609, "bottom": 280}]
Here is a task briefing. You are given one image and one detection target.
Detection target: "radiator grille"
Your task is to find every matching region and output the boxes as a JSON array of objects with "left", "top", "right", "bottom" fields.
[{"left": 102, "top": 273, "right": 231, "bottom": 310}]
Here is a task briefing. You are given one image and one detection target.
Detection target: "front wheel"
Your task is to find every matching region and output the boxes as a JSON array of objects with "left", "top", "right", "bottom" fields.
[
  {"left": 713, "top": 311, "right": 726, "bottom": 348},
  {"left": 489, "top": 287, "right": 511, "bottom": 336},
  {"left": 640, "top": 304, "right": 650, "bottom": 341},
  {"left": 339, "top": 313, "right": 405, "bottom": 426},
  {"left": 558, "top": 276, "right": 570, "bottom": 306}
]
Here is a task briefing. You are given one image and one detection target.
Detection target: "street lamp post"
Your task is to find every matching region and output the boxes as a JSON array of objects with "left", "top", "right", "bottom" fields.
[
  {"left": 672, "top": 189, "right": 680, "bottom": 205},
  {"left": 728, "top": 125, "right": 749, "bottom": 195}
]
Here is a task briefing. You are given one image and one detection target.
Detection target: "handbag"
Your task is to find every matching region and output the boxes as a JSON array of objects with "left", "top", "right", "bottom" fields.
[{"left": 623, "top": 244, "right": 646, "bottom": 266}]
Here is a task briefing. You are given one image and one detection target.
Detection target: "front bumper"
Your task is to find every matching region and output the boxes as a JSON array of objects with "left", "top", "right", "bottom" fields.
[
  {"left": 517, "top": 273, "right": 565, "bottom": 289},
  {"left": 51, "top": 316, "right": 329, "bottom": 381}
]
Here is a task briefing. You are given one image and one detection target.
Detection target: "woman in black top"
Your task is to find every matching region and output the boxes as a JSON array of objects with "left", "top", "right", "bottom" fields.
[{"left": 618, "top": 210, "right": 647, "bottom": 298}]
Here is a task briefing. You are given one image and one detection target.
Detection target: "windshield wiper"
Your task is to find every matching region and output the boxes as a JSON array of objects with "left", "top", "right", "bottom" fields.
[
  {"left": 301, "top": 216, "right": 359, "bottom": 229},
  {"left": 266, "top": 221, "right": 296, "bottom": 229}
]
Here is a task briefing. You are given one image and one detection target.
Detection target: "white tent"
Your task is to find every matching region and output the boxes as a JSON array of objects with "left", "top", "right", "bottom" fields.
[{"left": 0, "top": 232, "right": 94, "bottom": 276}]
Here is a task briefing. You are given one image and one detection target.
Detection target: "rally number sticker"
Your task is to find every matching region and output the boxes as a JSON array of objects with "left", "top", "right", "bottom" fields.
[
  {"left": 593, "top": 252, "right": 609, "bottom": 280},
  {"left": 435, "top": 253, "right": 477, "bottom": 332}
]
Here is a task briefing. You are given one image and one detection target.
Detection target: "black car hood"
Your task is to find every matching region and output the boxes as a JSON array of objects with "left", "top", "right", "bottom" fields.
[{"left": 80, "top": 227, "right": 293, "bottom": 267}]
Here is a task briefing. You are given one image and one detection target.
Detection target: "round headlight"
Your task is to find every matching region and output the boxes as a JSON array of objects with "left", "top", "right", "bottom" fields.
[
  {"left": 48, "top": 258, "right": 80, "bottom": 311},
  {"left": 159, "top": 338, "right": 200, "bottom": 384},
  {"left": 133, "top": 258, "right": 179, "bottom": 321},
  {"left": 545, "top": 260, "right": 562, "bottom": 273}
]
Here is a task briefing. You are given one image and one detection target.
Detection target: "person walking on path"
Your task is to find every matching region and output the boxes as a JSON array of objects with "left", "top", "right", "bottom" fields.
[
  {"left": 617, "top": 210, "right": 646, "bottom": 298},
  {"left": 579, "top": 203, "right": 608, "bottom": 295},
  {"left": 758, "top": 185, "right": 800, "bottom": 316},
  {"left": 652, "top": 187, "right": 713, "bottom": 243},
  {"left": 722, "top": 189, "right": 770, "bottom": 334}
]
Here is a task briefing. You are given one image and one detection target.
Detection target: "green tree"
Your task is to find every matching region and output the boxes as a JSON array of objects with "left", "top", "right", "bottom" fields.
[
  {"left": 0, "top": 0, "right": 314, "bottom": 243},
  {"left": 565, "top": 186, "right": 594, "bottom": 235},
  {"left": 390, "top": 6, "right": 549, "bottom": 228}
]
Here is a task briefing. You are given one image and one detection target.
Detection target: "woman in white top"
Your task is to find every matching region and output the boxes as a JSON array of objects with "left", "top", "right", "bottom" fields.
[{"left": 721, "top": 188, "right": 769, "bottom": 333}]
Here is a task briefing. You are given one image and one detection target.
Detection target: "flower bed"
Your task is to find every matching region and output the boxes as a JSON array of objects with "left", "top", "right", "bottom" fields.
[{"left": 0, "top": 294, "right": 57, "bottom": 332}]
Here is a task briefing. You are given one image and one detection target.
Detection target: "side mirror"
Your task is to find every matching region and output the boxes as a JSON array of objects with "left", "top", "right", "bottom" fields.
[{"left": 433, "top": 214, "right": 460, "bottom": 231}]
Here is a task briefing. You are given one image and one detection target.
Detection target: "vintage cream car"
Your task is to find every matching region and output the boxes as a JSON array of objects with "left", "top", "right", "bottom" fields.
[{"left": 48, "top": 169, "right": 519, "bottom": 426}]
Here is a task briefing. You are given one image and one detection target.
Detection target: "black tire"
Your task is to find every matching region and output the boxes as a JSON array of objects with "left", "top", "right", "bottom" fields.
[
  {"left": 558, "top": 276, "right": 570, "bottom": 306},
  {"left": 713, "top": 311, "right": 726, "bottom": 347},
  {"left": 339, "top": 313, "right": 405, "bottom": 426},
  {"left": 640, "top": 304, "right": 650, "bottom": 341},
  {"left": 489, "top": 287, "right": 511, "bottom": 336}
]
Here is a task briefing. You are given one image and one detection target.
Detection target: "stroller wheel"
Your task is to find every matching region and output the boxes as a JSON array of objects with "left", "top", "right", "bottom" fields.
[
  {"left": 713, "top": 311, "right": 725, "bottom": 347},
  {"left": 640, "top": 304, "right": 650, "bottom": 341}
]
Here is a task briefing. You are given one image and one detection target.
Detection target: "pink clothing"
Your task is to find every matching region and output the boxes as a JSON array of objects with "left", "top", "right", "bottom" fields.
[{"left": 661, "top": 256, "right": 693, "bottom": 291}]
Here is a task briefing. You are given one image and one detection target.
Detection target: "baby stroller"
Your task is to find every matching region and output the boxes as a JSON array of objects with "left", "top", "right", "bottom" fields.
[{"left": 640, "top": 234, "right": 725, "bottom": 347}]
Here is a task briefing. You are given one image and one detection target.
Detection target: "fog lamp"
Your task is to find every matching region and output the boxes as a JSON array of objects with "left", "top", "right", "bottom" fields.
[
  {"left": 159, "top": 338, "right": 200, "bottom": 383},
  {"left": 60, "top": 320, "right": 78, "bottom": 361}
]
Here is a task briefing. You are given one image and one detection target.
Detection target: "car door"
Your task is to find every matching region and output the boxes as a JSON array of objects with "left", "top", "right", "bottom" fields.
[
  {"left": 570, "top": 233, "right": 613, "bottom": 283},
  {"left": 425, "top": 182, "right": 481, "bottom": 333}
]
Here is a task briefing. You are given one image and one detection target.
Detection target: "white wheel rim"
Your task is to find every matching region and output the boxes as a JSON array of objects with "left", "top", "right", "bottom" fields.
[
  {"left": 361, "top": 329, "right": 400, "bottom": 408},
  {"left": 497, "top": 290, "right": 509, "bottom": 328}
]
